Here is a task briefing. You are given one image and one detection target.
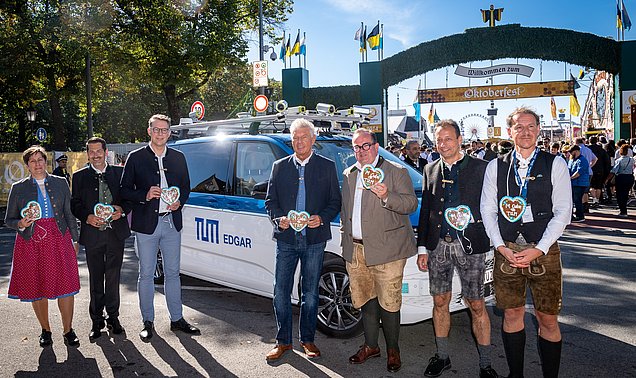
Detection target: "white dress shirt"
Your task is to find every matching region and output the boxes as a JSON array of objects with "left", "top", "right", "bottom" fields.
[
  {"left": 480, "top": 151, "right": 572, "bottom": 254},
  {"left": 152, "top": 144, "right": 169, "bottom": 213},
  {"left": 352, "top": 154, "right": 380, "bottom": 240}
]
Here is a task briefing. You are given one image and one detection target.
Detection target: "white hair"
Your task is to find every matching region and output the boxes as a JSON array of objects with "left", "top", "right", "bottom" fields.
[{"left": 289, "top": 118, "right": 316, "bottom": 137}]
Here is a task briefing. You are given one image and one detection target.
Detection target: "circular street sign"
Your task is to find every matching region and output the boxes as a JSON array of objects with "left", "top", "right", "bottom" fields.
[
  {"left": 35, "top": 127, "right": 47, "bottom": 142},
  {"left": 253, "top": 95, "right": 269, "bottom": 113},
  {"left": 190, "top": 100, "right": 205, "bottom": 120}
]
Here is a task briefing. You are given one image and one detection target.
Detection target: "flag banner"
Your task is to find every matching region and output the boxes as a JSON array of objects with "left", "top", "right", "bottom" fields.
[
  {"left": 618, "top": 2, "right": 623, "bottom": 29},
  {"left": 291, "top": 31, "right": 301, "bottom": 55},
  {"left": 578, "top": 69, "right": 585, "bottom": 79},
  {"left": 367, "top": 24, "right": 381, "bottom": 50},
  {"left": 354, "top": 25, "right": 362, "bottom": 40},
  {"left": 413, "top": 103, "right": 421, "bottom": 122},
  {"left": 454, "top": 64, "right": 534, "bottom": 78},
  {"left": 433, "top": 109, "right": 440, "bottom": 122},
  {"left": 550, "top": 97, "right": 557, "bottom": 119},
  {"left": 360, "top": 26, "right": 367, "bottom": 52},
  {"left": 300, "top": 35, "right": 306, "bottom": 55},
  {"left": 417, "top": 80, "right": 576, "bottom": 103},
  {"left": 623, "top": 0, "right": 632, "bottom": 30},
  {"left": 428, "top": 104, "right": 435, "bottom": 124},
  {"left": 285, "top": 36, "right": 291, "bottom": 57},
  {"left": 569, "top": 73, "right": 581, "bottom": 89},
  {"left": 279, "top": 34, "right": 286, "bottom": 60},
  {"left": 570, "top": 93, "right": 580, "bottom": 116}
]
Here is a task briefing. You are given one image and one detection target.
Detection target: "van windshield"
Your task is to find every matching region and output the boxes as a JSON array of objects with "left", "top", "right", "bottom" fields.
[{"left": 286, "top": 139, "right": 423, "bottom": 196}]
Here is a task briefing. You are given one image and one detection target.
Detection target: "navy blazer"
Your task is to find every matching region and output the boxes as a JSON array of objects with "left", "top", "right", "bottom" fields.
[
  {"left": 265, "top": 153, "right": 341, "bottom": 245},
  {"left": 120, "top": 145, "right": 190, "bottom": 233},
  {"left": 71, "top": 164, "right": 131, "bottom": 247}
]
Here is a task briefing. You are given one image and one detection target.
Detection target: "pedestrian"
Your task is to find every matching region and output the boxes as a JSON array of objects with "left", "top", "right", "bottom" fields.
[
  {"left": 264, "top": 118, "right": 341, "bottom": 362},
  {"left": 71, "top": 137, "right": 130, "bottom": 339},
  {"left": 483, "top": 142, "right": 497, "bottom": 161},
  {"left": 587, "top": 136, "right": 610, "bottom": 208},
  {"left": 549, "top": 142, "right": 565, "bottom": 160},
  {"left": 4, "top": 145, "right": 81, "bottom": 347},
  {"left": 603, "top": 139, "right": 617, "bottom": 203},
  {"left": 481, "top": 107, "right": 572, "bottom": 378},
  {"left": 497, "top": 140, "right": 513, "bottom": 156},
  {"left": 567, "top": 145, "right": 590, "bottom": 222},
  {"left": 342, "top": 128, "right": 418, "bottom": 373},
  {"left": 609, "top": 144, "right": 635, "bottom": 217},
  {"left": 52, "top": 154, "right": 71, "bottom": 185},
  {"left": 404, "top": 139, "right": 428, "bottom": 173},
  {"left": 575, "top": 138, "right": 597, "bottom": 213},
  {"left": 120, "top": 114, "right": 199, "bottom": 341},
  {"left": 416, "top": 120, "right": 498, "bottom": 378}
]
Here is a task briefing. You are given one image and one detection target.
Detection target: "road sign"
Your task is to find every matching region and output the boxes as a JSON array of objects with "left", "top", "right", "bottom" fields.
[
  {"left": 252, "top": 60, "right": 268, "bottom": 87},
  {"left": 35, "top": 127, "right": 47, "bottom": 142},
  {"left": 190, "top": 101, "right": 205, "bottom": 120},
  {"left": 253, "top": 95, "right": 269, "bottom": 113}
]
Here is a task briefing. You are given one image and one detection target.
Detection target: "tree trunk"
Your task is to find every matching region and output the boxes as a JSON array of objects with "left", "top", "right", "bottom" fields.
[
  {"left": 164, "top": 84, "right": 181, "bottom": 124},
  {"left": 45, "top": 68, "right": 65, "bottom": 150}
]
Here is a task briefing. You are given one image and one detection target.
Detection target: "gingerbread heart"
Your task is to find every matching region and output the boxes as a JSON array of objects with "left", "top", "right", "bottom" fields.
[
  {"left": 20, "top": 201, "right": 42, "bottom": 220},
  {"left": 444, "top": 205, "right": 473, "bottom": 231},
  {"left": 161, "top": 186, "right": 180, "bottom": 205},
  {"left": 94, "top": 203, "right": 115, "bottom": 220},
  {"left": 361, "top": 164, "right": 385, "bottom": 189},
  {"left": 499, "top": 196, "right": 527, "bottom": 223},
  {"left": 287, "top": 210, "right": 310, "bottom": 232}
]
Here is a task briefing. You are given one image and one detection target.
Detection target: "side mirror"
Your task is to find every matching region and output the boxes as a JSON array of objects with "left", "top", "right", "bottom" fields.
[{"left": 251, "top": 180, "right": 268, "bottom": 200}]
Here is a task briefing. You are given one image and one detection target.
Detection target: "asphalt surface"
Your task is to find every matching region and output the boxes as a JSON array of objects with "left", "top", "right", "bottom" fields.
[{"left": 0, "top": 204, "right": 635, "bottom": 377}]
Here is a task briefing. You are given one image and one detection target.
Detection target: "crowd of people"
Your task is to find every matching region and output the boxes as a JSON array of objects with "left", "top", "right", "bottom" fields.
[{"left": 3, "top": 108, "right": 634, "bottom": 377}]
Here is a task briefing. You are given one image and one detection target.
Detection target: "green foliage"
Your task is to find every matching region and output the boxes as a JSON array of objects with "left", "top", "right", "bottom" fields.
[{"left": 382, "top": 24, "right": 620, "bottom": 88}]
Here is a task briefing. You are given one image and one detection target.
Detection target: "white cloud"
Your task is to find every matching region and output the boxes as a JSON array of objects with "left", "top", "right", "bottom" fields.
[{"left": 323, "top": 0, "right": 418, "bottom": 47}]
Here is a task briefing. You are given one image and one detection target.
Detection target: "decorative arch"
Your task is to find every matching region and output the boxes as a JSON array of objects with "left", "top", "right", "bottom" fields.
[{"left": 381, "top": 24, "right": 620, "bottom": 88}]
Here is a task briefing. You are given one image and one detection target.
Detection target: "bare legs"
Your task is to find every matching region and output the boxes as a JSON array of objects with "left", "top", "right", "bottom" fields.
[{"left": 31, "top": 296, "right": 75, "bottom": 333}]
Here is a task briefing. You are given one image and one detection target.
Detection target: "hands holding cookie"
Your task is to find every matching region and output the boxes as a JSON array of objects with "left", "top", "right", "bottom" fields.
[
  {"left": 370, "top": 183, "right": 388, "bottom": 201},
  {"left": 17, "top": 216, "right": 36, "bottom": 229}
]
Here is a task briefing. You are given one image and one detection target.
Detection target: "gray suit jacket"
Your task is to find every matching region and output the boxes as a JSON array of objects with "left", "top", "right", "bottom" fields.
[
  {"left": 340, "top": 157, "right": 418, "bottom": 266},
  {"left": 5, "top": 174, "right": 79, "bottom": 242}
]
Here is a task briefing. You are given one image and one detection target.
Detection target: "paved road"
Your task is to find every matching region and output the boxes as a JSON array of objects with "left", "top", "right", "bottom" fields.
[{"left": 0, "top": 206, "right": 635, "bottom": 377}]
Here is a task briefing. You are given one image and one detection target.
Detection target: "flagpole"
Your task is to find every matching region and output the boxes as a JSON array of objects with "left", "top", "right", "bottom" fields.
[
  {"left": 283, "top": 31, "right": 286, "bottom": 69},
  {"left": 380, "top": 24, "right": 384, "bottom": 60},
  {"left": 303, "top": 32, "right": 307, "bottom": 69},
  {"left": 618, "top": 0, "right": 621, "bottom": 41},
  {"left": 377, "top": 20, "right": 380, "bottom": 61},
  {"left": 360, "top": 22, "right": 364, "bottom": 62}
]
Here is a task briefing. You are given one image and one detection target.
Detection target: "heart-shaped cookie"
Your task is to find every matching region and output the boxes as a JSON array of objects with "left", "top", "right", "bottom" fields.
[
  {"left": 287, "top": 210, "right": 310, "bottom": 232},
  {"left": 161, "top": 186, "right": 180, "bottom": 205},
  {"left": 444, "top": 205, "right": 473, "bottom": 231},
  {"left": 94, "top": 203, "right": 115, "bottom": 220},
  {"left": 499, "top": 196, "right": 527, "bottom": 223},
  {"left": 361, "top": 164, "right": 385, "bottom": 189},
  {"left": 20, "top": 201, "right": 42, "bottom": 220}
]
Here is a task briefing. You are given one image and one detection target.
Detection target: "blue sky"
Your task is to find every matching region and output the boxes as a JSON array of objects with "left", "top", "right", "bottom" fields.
[{"left": 247, "top": 0, "right": 632, "bottom": 138}]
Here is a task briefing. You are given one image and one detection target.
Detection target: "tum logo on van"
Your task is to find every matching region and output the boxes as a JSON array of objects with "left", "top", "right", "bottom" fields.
[
  {"left": 195, "top": 217, "right": 220, "bottom": 244},
  {"left": 194, "top": 217, "right": 252, "bottom": 248}
]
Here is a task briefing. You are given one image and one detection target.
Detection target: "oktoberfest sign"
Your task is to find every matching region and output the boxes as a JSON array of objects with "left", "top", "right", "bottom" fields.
[
  {"left": 418, "top": 80, "right": 576, "bottom": 104},
  {"left": 454, "top": 64, "right": 534, "bottom": 78}
]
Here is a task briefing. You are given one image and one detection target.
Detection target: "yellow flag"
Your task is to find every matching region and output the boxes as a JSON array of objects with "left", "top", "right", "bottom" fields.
[
  {"left": 550, "top": 97, "right": 557, "bottom": 119},
  {"left": 570, "top": 94, "right": 580, "bottom": 117},
  {"left": 428, "top": 104, "right": 435, "bottom": 125}
]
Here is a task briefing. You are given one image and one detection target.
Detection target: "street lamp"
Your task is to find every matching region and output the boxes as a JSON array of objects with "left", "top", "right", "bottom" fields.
[{"left": 26, "top": 107, "right": 37, "bottom": 122}]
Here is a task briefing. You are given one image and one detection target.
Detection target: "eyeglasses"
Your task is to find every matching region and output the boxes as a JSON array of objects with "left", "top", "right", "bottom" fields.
[
  {"left": 151, "top": 127, "right": 170, "bottom": 135},
  {"left": 353, "top": 143, "right": 374, "bottom": 152}
]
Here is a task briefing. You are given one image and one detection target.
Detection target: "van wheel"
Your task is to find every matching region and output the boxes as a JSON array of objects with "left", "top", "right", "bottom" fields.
[
  {"left": 316, "top": 260, "right": 362, "bottom": 338},
  {"left": 154, "top": 250, "right": 164, "bottom": 285}
]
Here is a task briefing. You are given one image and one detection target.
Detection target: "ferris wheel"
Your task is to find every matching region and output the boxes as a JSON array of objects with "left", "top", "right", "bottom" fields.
[{"left": 459, "top": 113, "right": 490, "bottom": 141}]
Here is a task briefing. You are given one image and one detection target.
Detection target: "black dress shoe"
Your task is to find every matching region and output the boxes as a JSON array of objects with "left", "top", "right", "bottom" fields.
[
  {"left": 63, "top": 329, "right": 80, "bottom": 347},
  {"left": 39, "top": 329, "right": 53, "bottom": 347},
  {"left": 89, "top": 320, "right": 105, "bottom": 340},
  {"left": 139, "top": 321, "right": 153, "bottom": 341},
  {"left": 480, "top": 366, "right": 499, "bottom": 378},
  {"left": 424, "top": 354, "right": 451, "bottom": 377},
  {"left": 170, "top": 318, "right": 201, "bottom": 334},
  {"left": 107, "top": 318, "right": 124, "bottom": 334}
]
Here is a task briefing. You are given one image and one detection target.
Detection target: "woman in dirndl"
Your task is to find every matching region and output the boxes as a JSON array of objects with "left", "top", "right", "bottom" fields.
[{"left": 4, "top": 145, "right": 81, "bottom": 347}]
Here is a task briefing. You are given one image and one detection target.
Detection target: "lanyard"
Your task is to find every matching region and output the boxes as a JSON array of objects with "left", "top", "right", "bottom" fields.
[{"left": 512, "top": 148, "right": 538, "bottom": 199}]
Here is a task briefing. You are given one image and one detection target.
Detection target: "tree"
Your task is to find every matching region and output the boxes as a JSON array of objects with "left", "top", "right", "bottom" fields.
[{"left": 110, "top": 0, "right": 292, "bottom": 123}]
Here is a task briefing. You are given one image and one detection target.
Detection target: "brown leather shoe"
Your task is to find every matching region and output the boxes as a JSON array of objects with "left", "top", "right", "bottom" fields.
[
  {"left": 300, "top": 342, "right": 321, "bottom": 359},
  {"left": 387, "top": 348, "right": 401, "bottom": 373},
  {"left": 266, "top": 344, "right": 292, "bottom": 362},
  {"left": 349, "top": 344, "right": 381, "bottom": 364}
]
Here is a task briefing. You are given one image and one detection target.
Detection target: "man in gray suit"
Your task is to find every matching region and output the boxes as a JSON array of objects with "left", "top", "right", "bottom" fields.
[{"left": 341, "top": 128, "right": 418, "bottom": 373}]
